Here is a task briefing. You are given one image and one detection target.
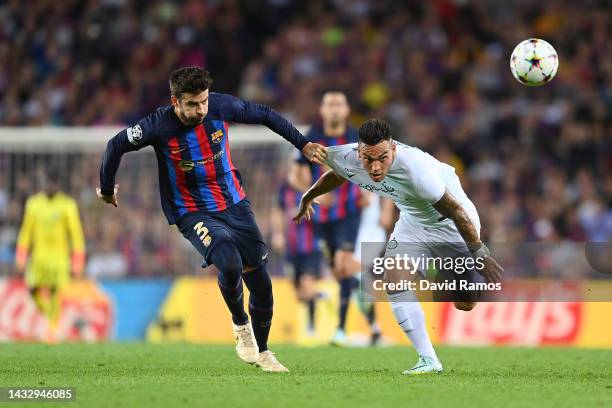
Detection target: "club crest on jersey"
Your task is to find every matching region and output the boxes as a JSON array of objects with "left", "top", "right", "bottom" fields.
[
  {"left": 211, "top": 129, "right": 224, "bottom": 144},
  {"left": 127, "top": 124, "right": 143, "bottom": 145}
]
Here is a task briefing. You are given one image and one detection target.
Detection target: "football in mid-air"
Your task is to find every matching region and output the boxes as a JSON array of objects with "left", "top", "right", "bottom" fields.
[{"left": 510, "top": 38, "right": 558, "bottom": 86}]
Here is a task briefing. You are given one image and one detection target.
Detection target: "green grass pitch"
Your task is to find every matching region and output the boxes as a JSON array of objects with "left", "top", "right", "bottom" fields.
[{"left": 2, "top": 343, "right": 612, "bottom": 407}]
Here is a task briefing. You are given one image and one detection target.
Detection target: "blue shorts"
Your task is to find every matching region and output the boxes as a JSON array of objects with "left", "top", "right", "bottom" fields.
[
  {"left": 315, "top": 214, "right": 361, "bottom": 263},
  {"left": 176, "top": 199, "right": 268, "bottom": 269},
  {"left": 287, "top": 252, "right": 322, "bottom": 287}
]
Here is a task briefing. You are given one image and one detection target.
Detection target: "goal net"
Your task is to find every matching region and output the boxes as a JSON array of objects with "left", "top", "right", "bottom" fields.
[{"left": 0, "top": 126, "right": 301, "bottom": 279}]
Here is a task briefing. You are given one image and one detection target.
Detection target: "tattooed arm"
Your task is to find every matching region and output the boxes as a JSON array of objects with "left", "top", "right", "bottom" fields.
[
  {"left": 433, "top": 190, "right": 503, "bottom": 283},
  {"left": 433, "top": 191, "right": 482, "bottom": 251}
]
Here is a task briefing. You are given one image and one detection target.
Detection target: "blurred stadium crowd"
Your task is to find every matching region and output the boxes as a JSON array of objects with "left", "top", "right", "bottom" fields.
[{"left": 0, "top": 0, "right": 610, "bottom": 278}]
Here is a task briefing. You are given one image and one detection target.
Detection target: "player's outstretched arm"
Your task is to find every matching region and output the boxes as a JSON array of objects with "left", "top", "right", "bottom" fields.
[
  {"left": 224, "top": 95, "right": 327, "bottom": 164},
  {"left": 433, "top": 190, "right": 503, "bottom": 283},
  {"left": 293, "top": 170, "right": 346, "bottom": 223}
]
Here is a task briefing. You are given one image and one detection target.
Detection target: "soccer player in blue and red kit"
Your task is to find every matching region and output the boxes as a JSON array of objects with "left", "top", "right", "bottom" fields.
[
  {"left": 289, "top": 90, "right": 365, "bottom": 345},
  {"left": 96, "top": 67, "right": 327, "bottom": 372},
  {"left": 272, "top": 182, "right": 322, "bottom": 338}
]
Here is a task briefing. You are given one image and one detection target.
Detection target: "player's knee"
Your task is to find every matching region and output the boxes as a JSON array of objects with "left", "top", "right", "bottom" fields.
[
  {"left": 297, "top": 276, "right": 314, "bottom": 302},
  {"left": 454, "top": 301, "right": 477, "bottom": 311},
  {"left": 296, "top": 288, "right": 310, "bottom": 303},
  {"left": 212, "top": 240, "right": 243, "bottom": 284},
  {"left": 334, "top": 250, "right": 354, "bottom": 278}
]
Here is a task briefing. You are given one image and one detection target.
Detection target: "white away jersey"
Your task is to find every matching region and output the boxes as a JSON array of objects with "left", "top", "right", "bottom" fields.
[{"left": 325, "top": 142, "right": 471, "bottom": 227}]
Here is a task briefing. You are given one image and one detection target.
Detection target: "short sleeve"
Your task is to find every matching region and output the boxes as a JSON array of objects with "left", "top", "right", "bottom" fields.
[
  {"left": 324, "top": 145, "right": 353, "bottom": 179},
  {"left": 399, "top": 151, "right": 446, "bottom": 203}
]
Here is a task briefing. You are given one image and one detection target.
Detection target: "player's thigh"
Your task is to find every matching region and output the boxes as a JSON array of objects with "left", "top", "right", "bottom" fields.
[
  {"left": 26, "top": 261, "right": 69, "bottom": 289},
  {"left": 334, "top": 215, "right": 361, "bottom": 254},
  {"left": 291, "top": 252, "right": 322, "bottom": 287},
  {"left": 331, "top": 215, "right": 362, "bottom": 277},
  {"left": 227, "top": 199, "right": 268, "bottom": 269},
  {"left": 176, "top": 212, "right": 233, "bottom": 268},
  {"left": 292, "top": 253, "right": 321, "bottom": 300},
  {"left": 382, "top": 236, "right": 431, "bottom": 294}
]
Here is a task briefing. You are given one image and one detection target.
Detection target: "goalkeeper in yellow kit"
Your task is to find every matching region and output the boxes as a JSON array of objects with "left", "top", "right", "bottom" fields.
[{"left": 15, "top": 171, "right": 85, "bottom": 331}]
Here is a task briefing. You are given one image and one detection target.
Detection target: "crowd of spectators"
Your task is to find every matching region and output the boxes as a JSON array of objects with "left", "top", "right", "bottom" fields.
[
  {"left": 236, "top": 0, "right": 611, "bottom": 246},
  {"left": 0, "top": 0, "right": 610, "bottom": 278}
]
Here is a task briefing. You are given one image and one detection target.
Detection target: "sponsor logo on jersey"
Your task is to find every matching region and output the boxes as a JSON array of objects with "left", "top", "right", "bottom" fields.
[
  {"left": 177, "top": 150, "right": 225, "bottom": 171},
  {"left": 211, "top": 129, "right": 224, "bottom": 144},
  {"left": 127, "top": 124, "right": 143, "bottom": 145},
  {"left": 359, "top": 182, "right": 397, "bottom": 196},
  {"left": 178, "top": 160, "right": 195, "bottom": 172}
]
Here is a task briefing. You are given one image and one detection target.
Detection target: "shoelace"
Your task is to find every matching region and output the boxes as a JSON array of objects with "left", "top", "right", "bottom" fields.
[{"left": 236, "top": 326, "right": 254, "bottom": 347}]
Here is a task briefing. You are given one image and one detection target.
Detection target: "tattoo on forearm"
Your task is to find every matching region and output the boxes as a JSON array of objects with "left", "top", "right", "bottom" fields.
[{"left": 433, "top": 191, "right": 481, "bottom": 250}]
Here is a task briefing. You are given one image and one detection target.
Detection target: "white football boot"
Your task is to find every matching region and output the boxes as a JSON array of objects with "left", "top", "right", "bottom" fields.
[
  {"left": 403, "top": 355, "right": 443, "bottom": 375},
  {"left": 255, "top": 351, "right": 289, "bottom": 372},
  {"left": 232, "top": 321, "right": 259, "bottom": 364}
]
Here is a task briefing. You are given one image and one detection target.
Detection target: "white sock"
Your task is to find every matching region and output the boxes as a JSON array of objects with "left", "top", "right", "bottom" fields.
[{"left": 388, "top": 290, "right": 438, "bottom": 361}]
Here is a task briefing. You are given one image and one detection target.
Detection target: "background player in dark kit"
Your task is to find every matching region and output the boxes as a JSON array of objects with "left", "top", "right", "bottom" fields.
[{"left": 289, "top": 90, "right": 368, "bottom": 345}]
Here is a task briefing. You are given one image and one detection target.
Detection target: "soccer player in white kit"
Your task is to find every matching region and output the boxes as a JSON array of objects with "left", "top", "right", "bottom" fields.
[{"left": 294, "top": 118, "right": 503, "bottom": 374}]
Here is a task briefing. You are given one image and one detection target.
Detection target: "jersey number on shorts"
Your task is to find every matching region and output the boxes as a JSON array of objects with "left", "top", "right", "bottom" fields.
[{"left": 194, "top": 222, "right": 212, "bottom": 247}]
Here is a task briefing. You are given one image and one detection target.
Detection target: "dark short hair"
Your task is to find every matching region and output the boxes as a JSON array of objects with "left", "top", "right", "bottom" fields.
[
  {"left": 169, "top": 67, "right": 213, "bottom": 98},
  {"left": 358, "top": 118, "right": 392, "bottom": 145},
  {"left": 321, "top": 88, "right": 347, "bottom": 99}
]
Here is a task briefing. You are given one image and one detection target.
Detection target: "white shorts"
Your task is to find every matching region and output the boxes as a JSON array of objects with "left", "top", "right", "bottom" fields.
[
  {"left": 382, "top": 197, "right": 484, "bottom": 303},
  {"left": 385, "top": 196, "right": 480, "bottom": 262}
]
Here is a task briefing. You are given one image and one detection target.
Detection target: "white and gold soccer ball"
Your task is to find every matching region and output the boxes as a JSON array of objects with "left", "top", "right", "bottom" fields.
[{"left": 510, "top": 38, "right": 559, "bottom": 86}]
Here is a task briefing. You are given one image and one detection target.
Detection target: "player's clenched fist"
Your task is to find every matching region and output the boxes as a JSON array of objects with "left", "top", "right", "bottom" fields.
[
  {"left": 96, "top": 184, "right": 119, "bottom": 207},
  {"left": 302, "top": 142, "right": 327, "bottom": 165},
  {"left": 479, "top": 256, "right": 504, "bottom": 284}
]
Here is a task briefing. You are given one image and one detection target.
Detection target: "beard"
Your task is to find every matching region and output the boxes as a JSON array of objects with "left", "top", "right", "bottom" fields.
[{"left": 181, "top": 112, "right": 204, "bottom": 127}]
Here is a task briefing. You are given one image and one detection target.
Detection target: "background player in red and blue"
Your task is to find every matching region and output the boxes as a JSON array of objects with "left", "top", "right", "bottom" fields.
[
  {"left": 96, "top": 67, "right": 327, "bottom": 372},
  {"left": 271, "top": 182, "right": 323, "bottom": 340},
  {"left": 288, "top": 90, "right": 366, "bottom": 345}
]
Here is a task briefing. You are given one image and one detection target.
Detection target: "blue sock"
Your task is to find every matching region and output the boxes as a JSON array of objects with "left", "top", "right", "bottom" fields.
[
  {"left": 242, "top": 265, "right": 273, "bottom": 352},
  {"left": 212, "top": 241, "right": 248, "bottom": 326}
]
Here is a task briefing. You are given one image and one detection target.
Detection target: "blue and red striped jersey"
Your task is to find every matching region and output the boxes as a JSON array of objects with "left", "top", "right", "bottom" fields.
[
  {"left": 296, "top": 124, "right": 362, "bottom": 224},
  {"left": 100, "top": 92, "right": 308, "bottom": 224},
  {"left": 277, "top": 183, "right": 318, "bottom": 257}
]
